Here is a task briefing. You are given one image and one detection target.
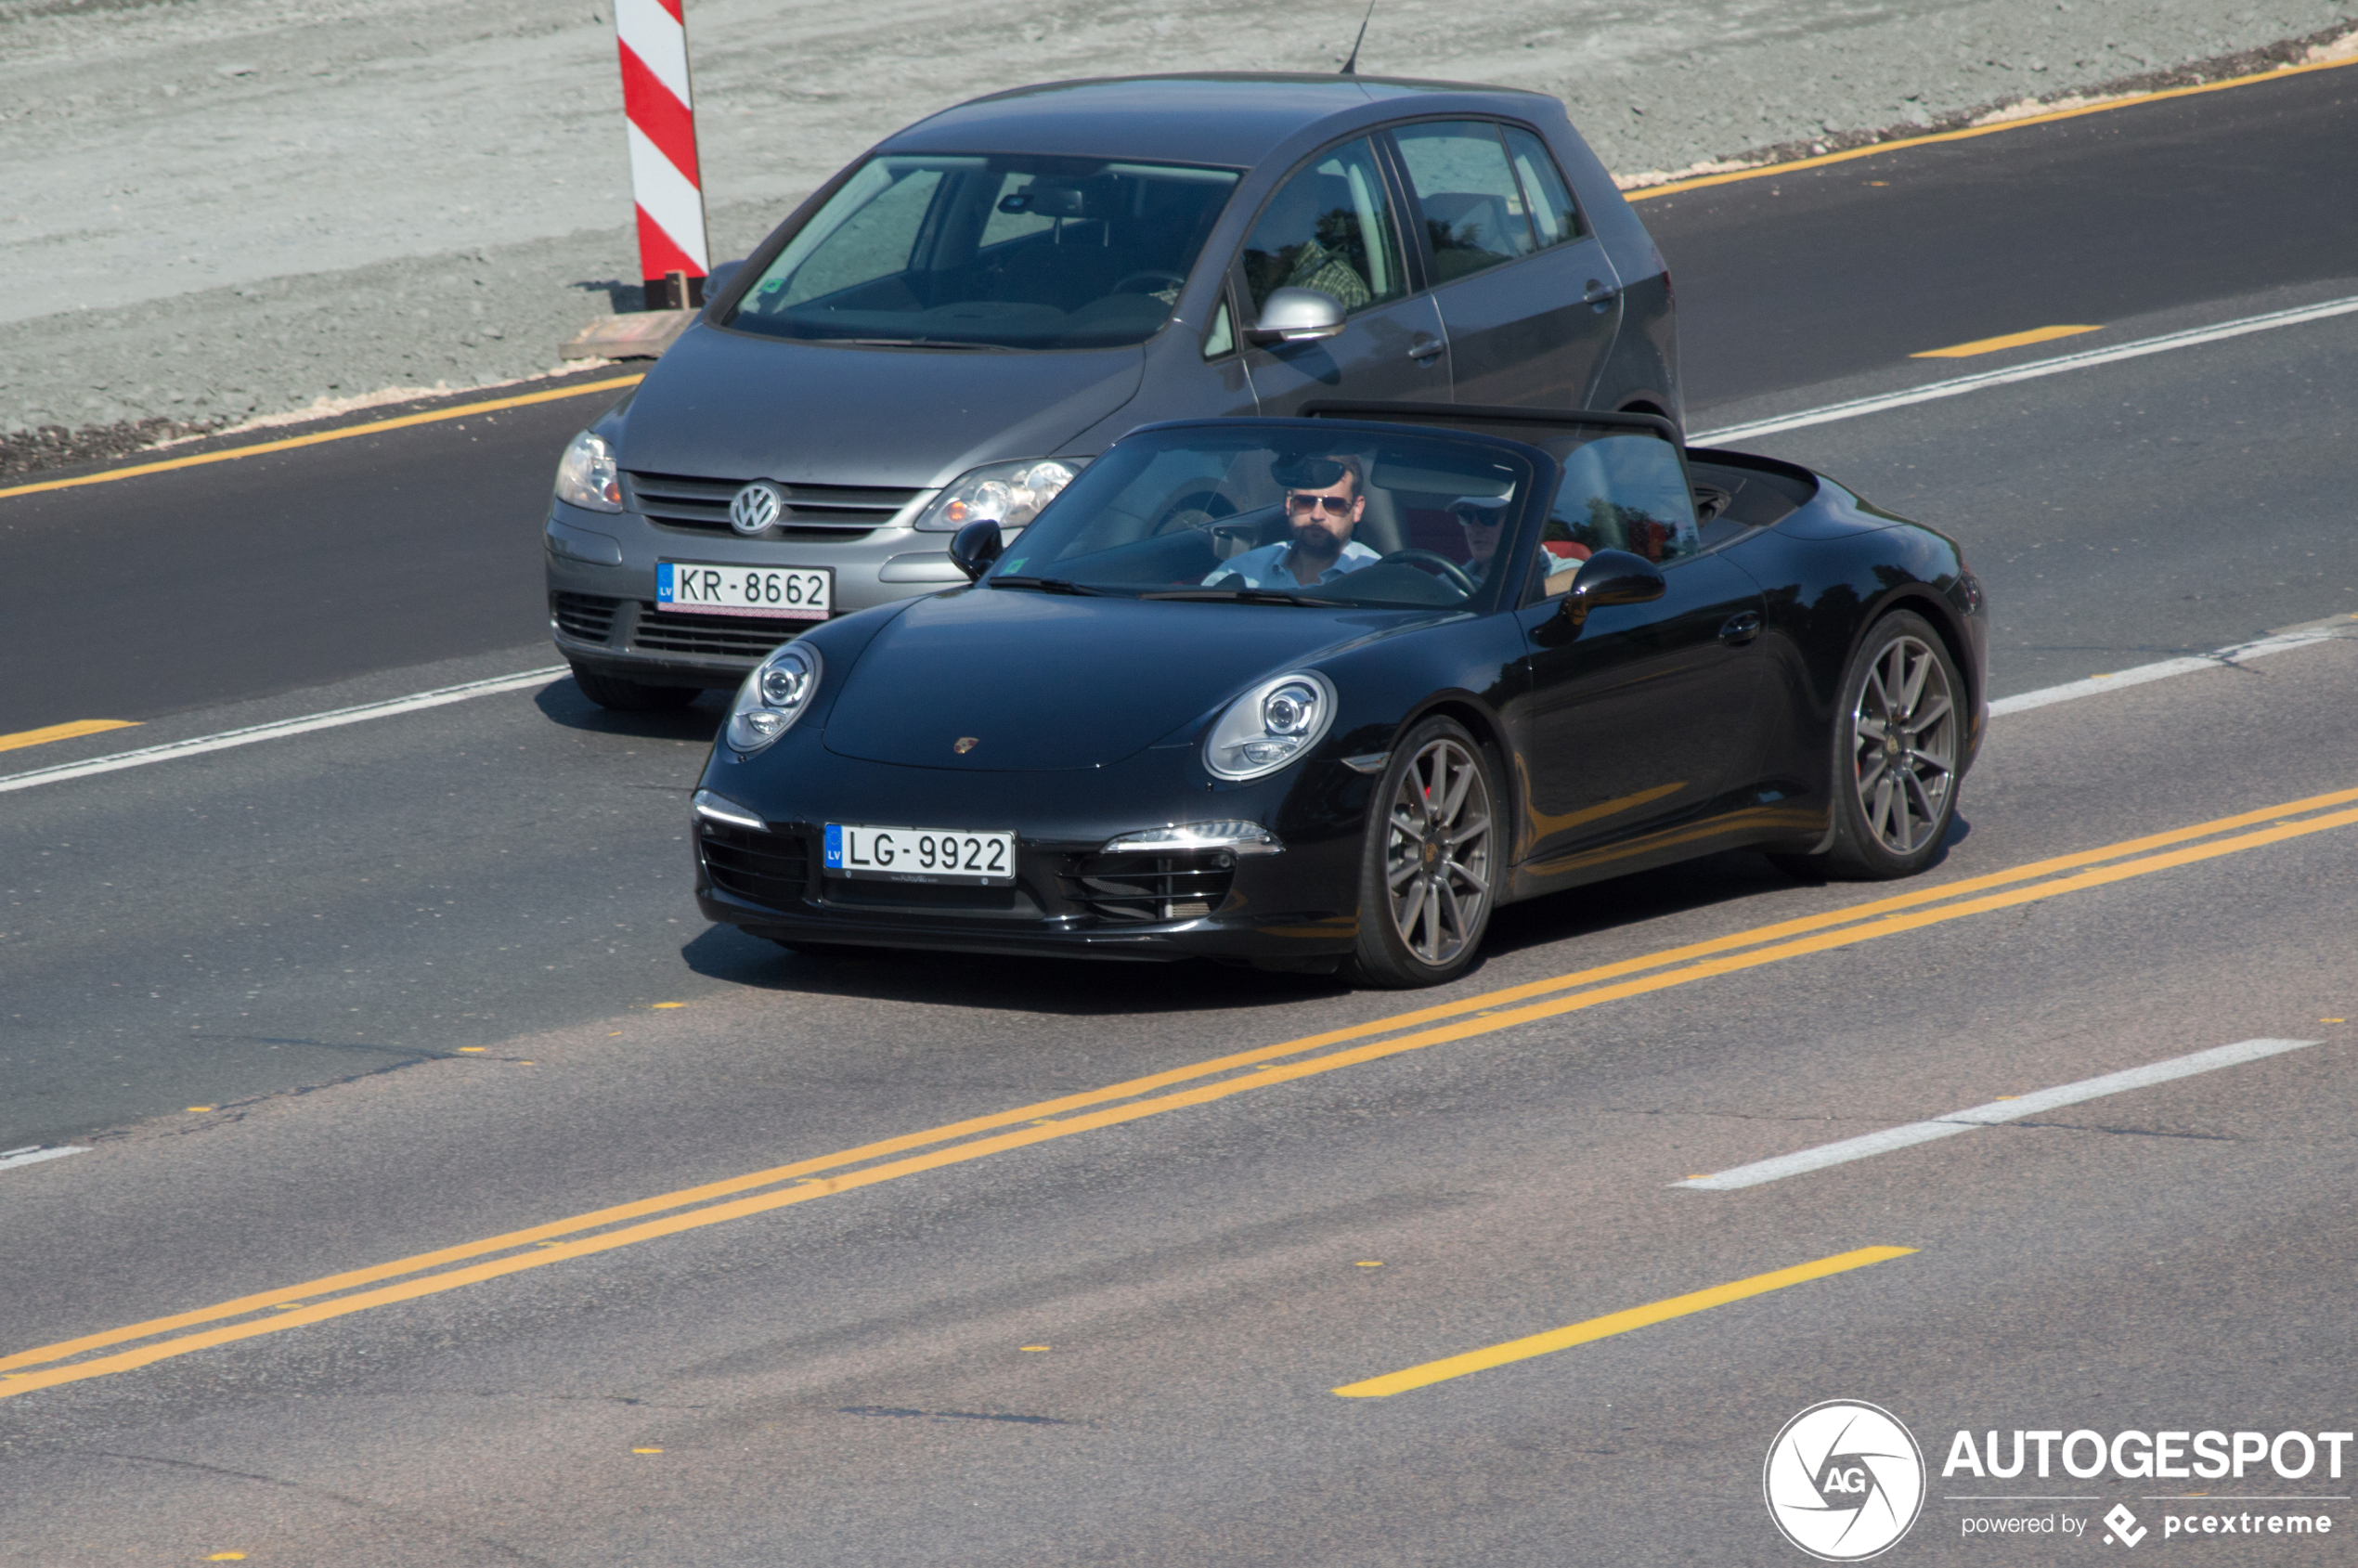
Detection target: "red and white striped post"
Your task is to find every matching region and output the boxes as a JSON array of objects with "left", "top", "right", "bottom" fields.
[{"left": 615, "top": 0, "right": 710, "bottom": 310}]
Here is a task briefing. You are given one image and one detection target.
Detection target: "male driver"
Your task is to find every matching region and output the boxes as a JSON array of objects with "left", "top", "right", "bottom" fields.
[{"left": 1204, "top": 456, "right": 1380, "bottom": 589}]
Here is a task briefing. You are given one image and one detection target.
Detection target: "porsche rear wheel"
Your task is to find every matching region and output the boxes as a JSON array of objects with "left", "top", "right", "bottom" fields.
[
  {"left": 1348, "top": 716, "right": 1498, "bottom": 988},
  {"left": 1776, "top": 609, "right": 1962, "bottom": 881}
]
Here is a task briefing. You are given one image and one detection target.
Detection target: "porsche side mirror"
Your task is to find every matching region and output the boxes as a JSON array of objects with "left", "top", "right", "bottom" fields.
[
  {"left": 1245, "top": 287, "right": 1346, "bottom": 346},
  {"left": 705, "top": 258, "right": 745, "bottom": 299},
  {"left": 949, "top": 519, "right": 1004, "bottom": 581},
  {"left": 1556, "top": 549, "right": 1666, "bottom": 632}
]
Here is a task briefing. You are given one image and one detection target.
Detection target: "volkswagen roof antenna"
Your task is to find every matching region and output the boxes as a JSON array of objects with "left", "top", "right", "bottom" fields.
[{"left": 1338, "top": 0, "right": 1375, "bottom": 74}]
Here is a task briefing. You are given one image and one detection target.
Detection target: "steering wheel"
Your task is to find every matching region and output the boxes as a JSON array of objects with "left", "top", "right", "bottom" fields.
[
  {"left": 1152, "top": 488, "right": 1237, "bottom": 534},
  {"left": 1374, "top": 549, "right": 1479, "bottom": 595},
  {"left": 1113, "top": 269, "right": 1187, "bottom": 295}
]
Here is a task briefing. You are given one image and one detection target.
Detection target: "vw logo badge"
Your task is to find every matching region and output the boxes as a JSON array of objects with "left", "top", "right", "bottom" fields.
[{"left": 729, "top": 481, "right": 785, "bottom": 537}]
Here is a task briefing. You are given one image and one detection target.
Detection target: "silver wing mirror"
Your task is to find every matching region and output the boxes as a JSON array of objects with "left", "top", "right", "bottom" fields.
[{"left": 1246, "top": 287, "right": 1346, "bottom": 345}]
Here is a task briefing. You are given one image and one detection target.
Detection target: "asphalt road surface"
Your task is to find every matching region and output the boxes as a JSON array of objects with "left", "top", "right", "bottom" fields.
[{"left": 2, "top": 65, "right": 2354, "bottom": 1568}]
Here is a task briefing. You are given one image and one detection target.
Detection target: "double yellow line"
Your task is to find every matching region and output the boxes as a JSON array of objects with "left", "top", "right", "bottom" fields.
[{"left": 6, "top": 784, "right": 2355, "bottom": 1400}]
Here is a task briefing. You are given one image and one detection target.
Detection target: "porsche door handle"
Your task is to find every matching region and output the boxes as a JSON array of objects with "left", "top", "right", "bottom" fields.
[
  {"left": 1719, "top": 611, "right": 1762, "bottom": 644},
  {"left": 1407, "top": 334, "right": 1445, "bottom": 361},
  {"left": 1582, "top": 278, "right": 1620, "bottom": 308}
]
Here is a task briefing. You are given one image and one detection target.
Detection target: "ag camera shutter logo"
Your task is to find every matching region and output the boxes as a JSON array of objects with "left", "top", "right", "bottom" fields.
[{"left": 1765, "top": 1400, "right": 1926, "bottom": 1561}]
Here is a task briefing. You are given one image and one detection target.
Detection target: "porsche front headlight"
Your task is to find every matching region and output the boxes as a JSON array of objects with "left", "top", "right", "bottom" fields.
[
  {"left": 553, "top": 429, "right": 623, "bottom": 512},
  {"left": 912, "top": 458, "right": 1087, "bottom": 532},
  {"left": 1203, "top": 670, "right": 1337, "bottom": 782},
  {"left": 726, "top": 641, "right": 822, "bottom": 754}
]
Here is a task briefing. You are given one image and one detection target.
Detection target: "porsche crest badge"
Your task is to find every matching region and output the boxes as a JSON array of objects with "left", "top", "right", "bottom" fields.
[{"left": 953, "top": 736, "right": 979, "bottom": 754}]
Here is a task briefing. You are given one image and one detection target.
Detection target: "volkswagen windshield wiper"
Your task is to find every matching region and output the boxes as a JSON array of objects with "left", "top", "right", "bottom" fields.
[
  {"left": 840, "top": 336, "right": 1009, "bottom": 351},
  {"left": 989, "top": 575, "right": 1105, "bottom": 595},
  {"left": 1140, "top": 586, "right": 1326, "bottom": 606}
]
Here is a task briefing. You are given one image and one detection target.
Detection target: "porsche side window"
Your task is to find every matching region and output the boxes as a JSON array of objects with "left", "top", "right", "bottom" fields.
[
  {"left": 1392, "top": 121, "right": 1538, "bottom": 285},
  {"left": 1238, "top": 138, "right": 1407, "bottom": 319},
  {"left": 1501, "top": 126, "right": 1586, "bottom": 248},
  {"left": 1531, "top": 435, "right": 1701, "bottom": 599}
]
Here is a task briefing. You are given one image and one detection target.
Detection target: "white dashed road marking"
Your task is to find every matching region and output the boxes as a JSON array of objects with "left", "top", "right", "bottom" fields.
[{"left": 1676, "top": 1037, "right": 2320, "bottom": 1190}]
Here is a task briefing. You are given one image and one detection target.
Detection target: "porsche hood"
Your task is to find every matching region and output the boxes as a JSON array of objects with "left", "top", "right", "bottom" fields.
[{"left": 821, "top": 590, "right": 1384, "bottom": 771}]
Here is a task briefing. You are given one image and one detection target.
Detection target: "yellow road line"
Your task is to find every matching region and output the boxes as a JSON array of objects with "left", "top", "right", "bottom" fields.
[
  {"left": 1333, "top": 1246, "right": 1916, "bottom": 1397},
  {"left": 1625, "top": 52, "right": 2358, "bottom": 203},
  {"left": 6, "top": 790, "right": 2355, "bottom": 1397},
  {"left": 0, "top": 719, "right": 140, "bottom": 755},
  {"left": 0, "top": 375, "right": 644, "bottom": 503},
  {"left": 1912, "top": 324, "right": 2103, "bottom": 358}
]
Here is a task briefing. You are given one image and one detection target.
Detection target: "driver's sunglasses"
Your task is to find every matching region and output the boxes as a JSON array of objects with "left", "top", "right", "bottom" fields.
[
  {"left": 1285, "top": 492, "right": 1355, "bottom": 515},
  {"left": 1456, "top": 511, "right": 1505, "bottom": 528}
]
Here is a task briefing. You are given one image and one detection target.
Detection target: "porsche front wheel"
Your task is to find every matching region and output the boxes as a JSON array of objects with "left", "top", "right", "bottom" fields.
[
  {"left": 1777, "top": 609, "right": 1962, "bottom": 881},
  {"left": 1348, "top": 716, "right": 1498, "bottom": 988}
]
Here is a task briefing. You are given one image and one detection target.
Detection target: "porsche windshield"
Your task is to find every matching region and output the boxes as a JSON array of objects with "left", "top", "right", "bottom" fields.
[
  {"left": 984, "top": 426, "right": 1542, "bottom": 611},
  {"left": 726, "top": 155, "right": 1240, "bottom": 350}
]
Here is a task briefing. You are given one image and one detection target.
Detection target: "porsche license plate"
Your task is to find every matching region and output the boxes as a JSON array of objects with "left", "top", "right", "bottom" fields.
[
  {"left": 824, "top": 823, "right": 1016, "bottom": 886},
  {"left": 656, "top": 561, "right": 831, "bottom": 620}
]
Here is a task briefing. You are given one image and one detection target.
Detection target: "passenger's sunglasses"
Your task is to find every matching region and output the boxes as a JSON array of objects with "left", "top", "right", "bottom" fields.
[{"left": 1285, "top": 492, "right": 1356, "bottom": 516}]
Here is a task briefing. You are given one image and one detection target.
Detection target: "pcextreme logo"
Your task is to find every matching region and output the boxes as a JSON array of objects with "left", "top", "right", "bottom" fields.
[{"left": 1766, "top": 1400, "right": 1928, "bottom": 1561}]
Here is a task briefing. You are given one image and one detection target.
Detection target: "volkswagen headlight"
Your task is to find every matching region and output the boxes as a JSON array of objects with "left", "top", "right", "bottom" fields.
[
  {"left": 726, "top": 641, "right": 822, "bottom": 754},
  {"left": 553, "top": 430, "right": 623, "bottom": 513},
  {"left": 912, "top": 458, "right": 1087, "bottom": 532},
  {"left": 1203, "top": 670, "right": 1337, "bottom": 782}
]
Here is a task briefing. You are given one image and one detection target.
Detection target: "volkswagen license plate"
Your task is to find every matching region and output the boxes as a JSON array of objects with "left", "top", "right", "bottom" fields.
[
  {"left": 824, "top": 823, "right": 1016, "bottom": 886},
  {"left": 656, "top": 561, "right": 831, "bottom": 620}
]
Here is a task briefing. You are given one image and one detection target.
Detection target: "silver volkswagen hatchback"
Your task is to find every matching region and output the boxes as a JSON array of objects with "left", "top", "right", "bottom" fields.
[{"left": 546, "top": 72, "right": 1681, "bottom": 708}]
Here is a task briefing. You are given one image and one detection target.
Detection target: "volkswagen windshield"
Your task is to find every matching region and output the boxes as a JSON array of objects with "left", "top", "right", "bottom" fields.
[{"left": 725, "top": 155, "right": 1240, "bottom": 351}]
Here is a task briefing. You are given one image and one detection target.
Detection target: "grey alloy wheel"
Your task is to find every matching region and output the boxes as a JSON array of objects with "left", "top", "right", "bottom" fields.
[
  {"left": 1381, "top": 732, "right": 1496, "bottom": 968},
  {"left": 1850, "top": 631, "right": 1959, "bottom": 856}
]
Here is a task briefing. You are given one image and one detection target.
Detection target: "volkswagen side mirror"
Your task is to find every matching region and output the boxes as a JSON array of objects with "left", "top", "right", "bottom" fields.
[
  {"left": 1557, "top": 549, "right": 1666, "bottom": 632},
  {"left": 949, "top": 519, "right": 1004, "bottom": 581},
  {"left": 1245, "top": 287, "right": 1346, "bottom": 345}
]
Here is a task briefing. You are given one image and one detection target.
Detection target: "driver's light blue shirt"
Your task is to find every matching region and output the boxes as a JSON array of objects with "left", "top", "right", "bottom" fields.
[{"left": 1204, "top": 539, "right": 1380, "bottom": 588}]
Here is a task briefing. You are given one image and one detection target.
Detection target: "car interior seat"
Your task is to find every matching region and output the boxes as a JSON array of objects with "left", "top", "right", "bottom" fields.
[{"left": 1419, "top": 192, "right": 1525, "bottom": 279}]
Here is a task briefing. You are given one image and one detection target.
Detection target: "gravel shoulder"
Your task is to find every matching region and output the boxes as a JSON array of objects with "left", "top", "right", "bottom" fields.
[{"left": 2, "top": 0, "right": 2351, "bottom": 457}]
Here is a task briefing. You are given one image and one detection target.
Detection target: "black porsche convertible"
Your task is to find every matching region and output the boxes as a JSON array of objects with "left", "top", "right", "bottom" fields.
[{"left": 689, "top": 408, "right": 1986, "bottom": 987}]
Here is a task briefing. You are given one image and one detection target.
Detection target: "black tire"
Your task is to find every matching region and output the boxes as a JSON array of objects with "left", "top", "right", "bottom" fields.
[
  {"left": 1773, "top": 609, "right": 1963, "bottom": 882},
  {"left": 570, "top": 664, "right": 700, "bottom": 712},
  {"left": 1345, "top": 715, "right": 1501, "bottom": 988}
]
